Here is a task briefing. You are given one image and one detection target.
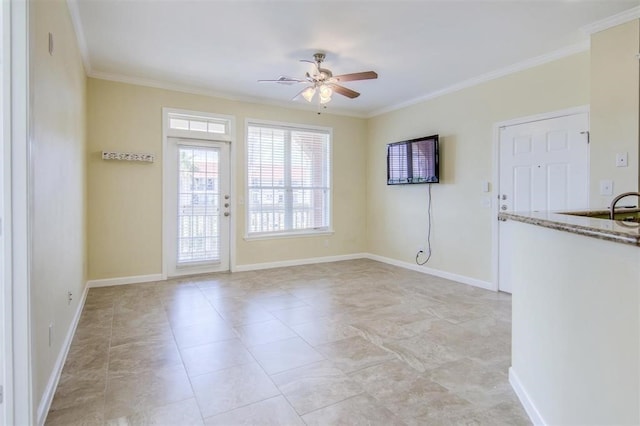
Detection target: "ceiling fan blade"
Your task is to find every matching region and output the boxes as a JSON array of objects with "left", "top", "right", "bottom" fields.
[
  {"left": 257, "top": 76, "right": 304, "bottom": 85},
  {"left": 329, "top": 84, "right": 360, "bottom": 99},
  {"left": 333, "top": 71, "right": 378, "bottom": 82}
]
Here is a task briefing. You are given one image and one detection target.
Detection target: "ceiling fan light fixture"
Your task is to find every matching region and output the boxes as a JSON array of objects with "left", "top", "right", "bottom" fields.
[
  {"left": 319, "top": 84, "right": 332, "bottom": 98},
  {"left": 302, "top": 86, "right": 316, "bottom": 102},
  {"left": 319, "top": 84, "right": 333, "bottom": 104}
]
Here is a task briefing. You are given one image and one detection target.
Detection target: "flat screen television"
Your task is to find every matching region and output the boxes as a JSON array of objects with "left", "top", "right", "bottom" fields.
[{"left": 387, "top": 134, "right": 439, "bottom": 185}]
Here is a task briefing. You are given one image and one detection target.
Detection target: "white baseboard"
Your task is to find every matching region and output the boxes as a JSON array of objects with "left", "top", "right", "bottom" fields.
[
  {"left": 86, "top": 273, "right": 164, "bottom": 288},
  {"left": 37, "top": 284, "right": 89, "bottom": 426},
  {"left": 365, "top": 253, "right": 495, "bottom": 291},
  {"left": 509, "top": 367, "right": 545, "bottom": 426},
  {"left": 85, "top": 255, "right": 492, "bottom": 293},
  {"left": 233, "top": 253, "right": 367, "bottom": 272}
]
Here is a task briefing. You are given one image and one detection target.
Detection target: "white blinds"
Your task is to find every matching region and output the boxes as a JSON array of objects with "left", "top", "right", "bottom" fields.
[{"left": 247, "top": 123, "right": 331, "bottom": 235}]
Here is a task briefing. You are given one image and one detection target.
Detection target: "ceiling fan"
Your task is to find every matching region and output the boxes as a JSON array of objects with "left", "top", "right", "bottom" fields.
[{"left": 258, "top": 52, "right": 378, "bottom": 105}]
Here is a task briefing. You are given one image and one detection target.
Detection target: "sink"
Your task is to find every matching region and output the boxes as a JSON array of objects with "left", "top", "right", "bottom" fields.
[
  {"left": 594, "top": 211, "right": 640, "bottom": 223},
  {"left": 562, "top": 209, "right": 640, "bottom": 223}
]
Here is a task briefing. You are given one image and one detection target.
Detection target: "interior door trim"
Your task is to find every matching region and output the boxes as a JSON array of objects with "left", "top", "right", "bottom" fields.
[{"left": 491, "top": 105, "right": 590, "bottom": 292}]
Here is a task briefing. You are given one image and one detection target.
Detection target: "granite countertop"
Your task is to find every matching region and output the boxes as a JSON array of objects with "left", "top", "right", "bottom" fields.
[{"left": 498, "top": 209, "right": 640, "bottom": 246}]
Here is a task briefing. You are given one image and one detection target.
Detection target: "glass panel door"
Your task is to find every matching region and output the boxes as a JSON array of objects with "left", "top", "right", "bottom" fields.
[{"left": 166, "top": 138, "right": 230, "bottom": 276}]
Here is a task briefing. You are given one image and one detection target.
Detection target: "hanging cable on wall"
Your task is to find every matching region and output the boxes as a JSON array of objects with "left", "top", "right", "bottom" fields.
[{"left": 416, "top": 183, "right": 433, "bottom": 265}]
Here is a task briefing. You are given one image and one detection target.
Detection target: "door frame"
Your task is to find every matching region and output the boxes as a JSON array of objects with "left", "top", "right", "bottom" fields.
[
  {"left": 4, "top": 0, "right": 33, "bottom": 423},
  {"left": 161, "top": 108, "right": 236, "bottom": 279},
  {"left": 491, "top": 105, "right": 590, "bottom": 292}
]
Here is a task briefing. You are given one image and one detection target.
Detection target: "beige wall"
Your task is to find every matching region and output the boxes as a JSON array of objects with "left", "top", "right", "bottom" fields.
[
  {"left": 88, "top": 52, "right": 593, "bottom": 285},
  {"left": 30, "top": 0, "right": 87, "bottom": 416},
  {"left": 590, "top": 20, "right": 640, "bottom": 208},
  {"left": 366, "top": 53, "right": 590, "bottom": 282},
  {"left": 87, "top": 79, "right": 367, "bottom": 279}
]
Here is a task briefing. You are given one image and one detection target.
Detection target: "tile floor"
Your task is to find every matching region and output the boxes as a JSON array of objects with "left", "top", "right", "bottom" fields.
[{"left": 45, "top": 259, "right": 530, "bottom": 425}]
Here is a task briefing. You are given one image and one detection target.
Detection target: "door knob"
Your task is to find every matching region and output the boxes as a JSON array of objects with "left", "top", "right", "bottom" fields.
[
  {"left": 501, "top": 205, "right": 508, "bottom": 211},
  {"left": 224, "top": 203, "right": 229, "bottom": 208},
  {"left": 224, "top": 212, "right": 230, "bottom": 217},
  {"left": 224, "top": 195, "right": 230, "bottom": 200}
]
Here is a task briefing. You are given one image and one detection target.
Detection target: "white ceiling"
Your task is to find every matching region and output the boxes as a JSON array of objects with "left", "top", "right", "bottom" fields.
[{"left": 70, "top": 0, "right": 640, "bottom": 117}]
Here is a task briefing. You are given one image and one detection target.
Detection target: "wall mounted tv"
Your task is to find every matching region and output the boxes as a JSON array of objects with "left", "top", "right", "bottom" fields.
[{"left": 387, "top": 134, "right": 439, "bottom": 185}]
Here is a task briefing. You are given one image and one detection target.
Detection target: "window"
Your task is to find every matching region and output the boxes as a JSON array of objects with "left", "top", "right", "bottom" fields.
[
  {"left": 169, "top": 113, "right": 228, "bottom": 135},
  {"left": 246, "top": 122, "right": 331, "bottom": 237}
]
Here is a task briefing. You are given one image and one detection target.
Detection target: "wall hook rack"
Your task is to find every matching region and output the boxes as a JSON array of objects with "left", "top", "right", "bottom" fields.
[{"left": 101, "top": 151, "right": 154, "bottom": 163}]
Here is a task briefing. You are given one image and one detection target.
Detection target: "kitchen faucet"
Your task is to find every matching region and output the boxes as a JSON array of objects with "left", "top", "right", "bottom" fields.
[{"left": 609, "top": 192, "right": 640, "bottom": 220}]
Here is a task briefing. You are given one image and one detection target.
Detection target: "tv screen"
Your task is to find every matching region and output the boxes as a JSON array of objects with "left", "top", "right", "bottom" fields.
[{"left": 387, "top": 135, "right": 439, "bottom": 185}]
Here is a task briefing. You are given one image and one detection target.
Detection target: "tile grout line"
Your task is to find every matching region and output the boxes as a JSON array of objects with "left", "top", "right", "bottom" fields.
[
  {"left": 162, "top": 285, "right": 208, "bottom": 426},
  {"left": 101, "top": 297, "right": 115, "bottom": 424}
]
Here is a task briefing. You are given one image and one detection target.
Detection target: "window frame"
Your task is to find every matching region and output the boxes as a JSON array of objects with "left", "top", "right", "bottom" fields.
[{"left": 244, "top": 119, "right": 333, "bottom": 240}]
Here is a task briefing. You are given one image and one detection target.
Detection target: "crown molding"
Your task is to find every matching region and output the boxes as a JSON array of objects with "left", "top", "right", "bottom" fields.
[
  {"left": 87, "top": 70, "right": 367, "bottom": 119},
  {"left": 367, "top": 40, "right": 590, "bottom": 118},
  {"left": 581, "top": 6, "right": 640, "bottom": 35},
  {"left": 65, "top": 0, "right": 91, "bottom": 73}
]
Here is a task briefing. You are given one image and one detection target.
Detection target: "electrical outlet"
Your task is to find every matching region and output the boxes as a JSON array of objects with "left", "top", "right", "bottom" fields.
[
  {"left": 616, "top": 153, "right": 628, "bottom": 167},
  {"left": 67, "top": 291, "right": 73, "bottom": 305},
  {"left": 48, "top": 323, "right": 53, "bottom": 347},
  {"left": 324, "top": 239, "right": 329, "bottom": 248}
]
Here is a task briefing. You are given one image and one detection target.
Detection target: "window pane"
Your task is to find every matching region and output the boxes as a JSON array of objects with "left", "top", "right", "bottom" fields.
[
  {"left": 169, "top": 118, "right": 189, "bottom": 130},
  {"left": 178, "top": 146, "right": 221, "bottom": 263},
  {"left": 247, "top": 123, "right": 330, "bottom": 235},
  {"left": 208, "top": 122, "right": 226, "bottom": 134},
  {"left": 189, "top": 120, "right": 208, "bottom": 132}
]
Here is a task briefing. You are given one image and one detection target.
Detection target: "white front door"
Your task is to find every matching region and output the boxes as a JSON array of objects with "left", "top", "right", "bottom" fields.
[
  {"left": 498, "top": 112, "right": 589, "bottom": 292},
  {"left": 165, "top": 138, "right": 231, "bottom": 276}
]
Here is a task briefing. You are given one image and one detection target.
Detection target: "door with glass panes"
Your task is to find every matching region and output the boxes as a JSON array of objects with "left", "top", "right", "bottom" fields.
[{"left": 166, "top": 139, "right": 230, "bottom": 276}]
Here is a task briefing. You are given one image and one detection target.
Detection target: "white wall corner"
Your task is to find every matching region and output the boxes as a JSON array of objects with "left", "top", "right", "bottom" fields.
[
  {"left": 581, "top": 6, "right": 640, "bottom": 35},
  {"left": 65, "top": 0, "right": 91, "bottom": 74},
  {"left": 36, "top": 284, "right": 90, "bottom": 426},
  {"left": 509, "top": 367, "right": 546, "bottom": 426}
]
